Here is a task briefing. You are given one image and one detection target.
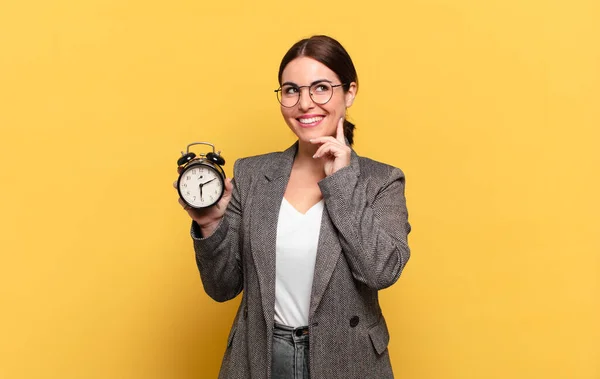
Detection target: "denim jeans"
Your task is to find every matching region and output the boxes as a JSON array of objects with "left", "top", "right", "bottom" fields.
[{"left": 271, "top": 323, "right": 310, "bottom": 379}]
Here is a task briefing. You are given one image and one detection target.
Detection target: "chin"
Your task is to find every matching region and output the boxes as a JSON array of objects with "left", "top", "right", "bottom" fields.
[
  {"left": 295, "top": 129, "right": 324, "bottom": 142},
  {"left": 288, "top": 120, "right": 335, "bottom": 142}
]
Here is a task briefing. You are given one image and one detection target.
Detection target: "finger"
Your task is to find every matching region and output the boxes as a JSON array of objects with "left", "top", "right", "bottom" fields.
[
  {"left": 313, "top": 142, "right": 328, "bottom": 158},
  {"left": 221, "top": 178, "right": 233, "bottom": 199},
  {"left": 336, "top": 117, "right": 345, "bottom": 143},
  {"left": 309, "top": 136, "right": 337, "bottom": 145},
  {"left": 178, "top": 198, "right": 189, "bottom": 210},
  {"left": 215, "top": 178, "right": 233, "bottom": 209},
  {"left": 314, "top": 142, "right": 342, "bottom": 158}
]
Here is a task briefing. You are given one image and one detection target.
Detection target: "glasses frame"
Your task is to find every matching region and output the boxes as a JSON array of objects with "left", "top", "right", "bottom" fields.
[{"left": 274, "top": 81, "right": 347, "bottom": 108}]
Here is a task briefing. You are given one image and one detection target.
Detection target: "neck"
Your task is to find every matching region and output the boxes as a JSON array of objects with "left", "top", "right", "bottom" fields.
[{"left": 294, "top": 140, "right": 325, "bottom": 173}]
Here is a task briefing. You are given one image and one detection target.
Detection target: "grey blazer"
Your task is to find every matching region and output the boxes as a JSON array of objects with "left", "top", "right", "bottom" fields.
[{"left": 191, "top": 142, "right": 411, "bottom": 379}]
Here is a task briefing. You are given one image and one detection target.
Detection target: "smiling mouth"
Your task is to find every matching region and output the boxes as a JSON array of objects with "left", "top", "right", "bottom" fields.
[{"left": 297, "top": 116, "right": 324, "bottom": 125}]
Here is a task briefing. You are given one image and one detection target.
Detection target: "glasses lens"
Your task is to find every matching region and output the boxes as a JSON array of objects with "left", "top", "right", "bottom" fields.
[
  {"left": 310, "top": 82, "right": 333, "bottom": 104},
  {"left": 278, "top": 85, "right": 299, "bottom": 107}
]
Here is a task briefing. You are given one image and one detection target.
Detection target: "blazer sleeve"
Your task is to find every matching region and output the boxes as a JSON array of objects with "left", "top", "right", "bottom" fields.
[
  {"left": 190, "top": 159, "right": 244, "bottom": 302},
  {"left": 318, "top": 163, "right": 411, "bottom": 290}
]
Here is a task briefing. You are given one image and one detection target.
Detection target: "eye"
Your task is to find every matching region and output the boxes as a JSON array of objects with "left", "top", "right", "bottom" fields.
[
  {"left": 313, "top": 82, "right": 332, "bottom": 92},
  {"left": 282, "top": 85, "right": 299, "bottom": 95}
]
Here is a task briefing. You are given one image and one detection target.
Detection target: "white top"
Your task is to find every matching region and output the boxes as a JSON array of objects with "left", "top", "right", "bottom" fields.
[{"left": 274, "top": 198, "right": 324, "bottom": 327}]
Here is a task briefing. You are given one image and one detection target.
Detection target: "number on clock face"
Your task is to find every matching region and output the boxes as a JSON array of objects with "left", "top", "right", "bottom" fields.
[{"left": 178, "top": 164, "right": 223, "bottom": 208}]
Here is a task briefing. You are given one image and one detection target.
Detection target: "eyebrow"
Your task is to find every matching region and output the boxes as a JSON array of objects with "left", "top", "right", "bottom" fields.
[{"left": 281, "top": 79, "right": 334, "bottom": 87}]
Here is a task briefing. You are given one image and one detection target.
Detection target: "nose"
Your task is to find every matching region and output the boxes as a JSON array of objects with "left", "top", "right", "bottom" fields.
[{"left": 298, "top": 87, "right": 314, "bottom": 111}]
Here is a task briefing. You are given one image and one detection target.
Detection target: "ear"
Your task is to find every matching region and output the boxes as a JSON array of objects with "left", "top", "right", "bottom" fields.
[{"left": 344, "top": 82, "right": 357, "bottom": 108}]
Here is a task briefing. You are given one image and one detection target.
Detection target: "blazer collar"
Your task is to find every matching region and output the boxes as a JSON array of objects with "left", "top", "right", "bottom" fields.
[{"left": 263, "top": 142, "right": 297, "bottom": 181}]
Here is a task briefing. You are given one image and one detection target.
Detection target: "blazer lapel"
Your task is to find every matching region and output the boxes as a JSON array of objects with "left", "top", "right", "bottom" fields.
[
  {"left": 249, "top": 143, "right": 297, "bottom": 327},
  {"left": 309, "top": 150, "right": 361, "bottom": 319},
  {"left": 308, "top": 207, "right": 341, "bottom": 319}
]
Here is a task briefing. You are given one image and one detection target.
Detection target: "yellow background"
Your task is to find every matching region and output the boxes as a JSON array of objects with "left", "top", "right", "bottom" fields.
[{"left": 1, "top": 0, "right": 598, "bottom": 378}]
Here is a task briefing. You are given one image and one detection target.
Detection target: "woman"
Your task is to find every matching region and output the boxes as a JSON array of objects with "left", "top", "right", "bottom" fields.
[{"left": 176, "top": 35, "right": 411, "bottom": 379}]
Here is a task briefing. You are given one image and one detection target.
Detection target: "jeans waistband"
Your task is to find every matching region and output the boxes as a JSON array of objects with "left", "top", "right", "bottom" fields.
[{"left": 274, "top": 322, "right": 309, "bottom": 339}]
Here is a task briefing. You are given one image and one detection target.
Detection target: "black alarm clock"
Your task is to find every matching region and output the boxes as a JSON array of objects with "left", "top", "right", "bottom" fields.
[{"left": 176, "top": 142, "right": 226, "bottom": 209}]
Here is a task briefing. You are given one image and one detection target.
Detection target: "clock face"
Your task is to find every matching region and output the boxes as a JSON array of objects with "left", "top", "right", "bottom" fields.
[{"left": 178, "top": 163, "right": 224, "bottom": 208}]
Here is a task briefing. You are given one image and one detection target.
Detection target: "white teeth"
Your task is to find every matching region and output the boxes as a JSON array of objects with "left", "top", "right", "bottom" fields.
[{"left": 298, "top": 116, "right": 323, "bottom": 124}]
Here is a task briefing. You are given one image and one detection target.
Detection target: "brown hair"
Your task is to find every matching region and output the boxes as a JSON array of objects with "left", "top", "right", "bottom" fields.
[{"left": 278, "top": 35, "right": 359, "bottom": 145}]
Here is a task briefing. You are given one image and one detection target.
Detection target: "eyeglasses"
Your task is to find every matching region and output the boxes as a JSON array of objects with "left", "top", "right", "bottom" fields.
[{"left": 274, "top": 81, "right": 346, "bottom": 108}]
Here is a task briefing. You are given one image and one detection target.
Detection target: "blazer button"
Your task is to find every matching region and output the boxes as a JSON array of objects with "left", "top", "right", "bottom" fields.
[{"left": 350, "top": 316, "right": 360, "bottom": 328}]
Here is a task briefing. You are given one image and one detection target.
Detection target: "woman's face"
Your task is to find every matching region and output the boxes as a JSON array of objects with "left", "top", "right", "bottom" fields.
[{"left": 279, "top": 57, "right": 356, "bottom": 144}]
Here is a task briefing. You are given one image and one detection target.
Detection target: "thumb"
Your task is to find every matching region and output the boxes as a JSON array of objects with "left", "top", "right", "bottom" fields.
[
  {"left": 223, "top": 178, "right": 233, "bottom": 198},
  {"left": 215, "top": 178, "right": 233, "bottom": 210}
]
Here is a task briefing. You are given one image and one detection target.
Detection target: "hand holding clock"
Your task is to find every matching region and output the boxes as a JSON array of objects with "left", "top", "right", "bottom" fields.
[{"left": 175, "top": 167, "right": 234, "bottom": 238}]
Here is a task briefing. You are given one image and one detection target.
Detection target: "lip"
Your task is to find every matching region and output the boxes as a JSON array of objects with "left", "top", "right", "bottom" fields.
[{"left": 296, "top": 114, "right": 326, "bottom": 128}]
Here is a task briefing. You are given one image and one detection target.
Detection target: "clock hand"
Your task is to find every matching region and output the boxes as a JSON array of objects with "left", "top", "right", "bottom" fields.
[
  {"left": 200, "top": 178, "right": 216, "bottom": 186},
  {"left": 198, "top": 183, "right": 203, "bottom": 200}
]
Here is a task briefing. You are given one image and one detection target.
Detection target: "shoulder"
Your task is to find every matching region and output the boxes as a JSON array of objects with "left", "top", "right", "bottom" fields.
[
  {"left": 233, "top": 151, "right": 283, "bottom": 174},
  {"left": 356, "top": 155, "right": 406, "bottom": 183}
]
